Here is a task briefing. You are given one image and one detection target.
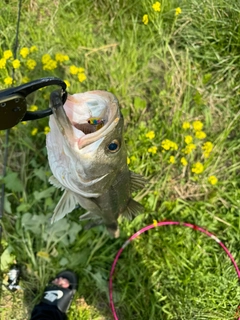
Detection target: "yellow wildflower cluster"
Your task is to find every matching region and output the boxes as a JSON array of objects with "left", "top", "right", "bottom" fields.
[
  {"left": 161, "top": 139, "right": 178, "bottom": 151},
  {"left": 184, "top": 135, "right": 193, "bottom": 144},
  {"left": 26, "top": 59, "right": 37, "bottom": 70},
  {"left": 69, "top": 65, "right": 87, "bottom": 83},
  {"left": 182, "top": 121, "right": 191, "bottom": 130},
  {"left": 175, "top": 7, "right": 182, "bottom": 16},
  {"left": 169, "top": 156, "right": 175, "bottom": 164},
  {"left": 192, "top": 162, "right": 204, "bottom": 174},
  {"left": 44, "top": 126, "right": 50, "bottom": 135},
  {"left": 29, "top": 105, "right": 38, "bottom": 112},
  {"left": 20, "top": 47, "right": 30, "bottom": 58},
  {"left": 148, "top": 146, "right": 157, "bottom": 154},
  {"left": 31, "top": 128, "right": 38, "bottom": 136},
  {"left": 195, "top": 131, "right": 206, "bottom": 139},
  {"left": 64, "top": 80, "right": 70, "bottom": 88},
  {"left": 4, "top": 77, "right": 13, "bottom": 85},
  {"left": 208, "top": 175, "right": 218, "bottom": 185},
  {"left": 202, "top": 141, "right": 213, "bottom": 158},
  {"left": 42, "top": 54, "right": 57, "bottom": 71},
  {"left": 146, "top": 131, "right": 155, "bottom": 139},
  {"left": 192, "top": 120, "right": 203, "bottom": 131},
  {"left": 30, "top": 46, "right": 38, "bottom": 53},
  {"left": 142, "top": 14, "right": 149, "bottom": 25},
  {"left": 152, "top": 1, "right": 161, "bottom": 12},
  {"left": 3, "top": 50, "right": 13, "bottom": 60},
  {"left": 180, "top": 157, "right": 188, "bottom": 166},
  {"left": 55, "top": 53, "right": 69, "bottom": 63},
  {"left": 0, "top": 58, "right": 6, "bottom": 69},
  {"left": 12, "top": 59, "right": 21, "bottom": 69},
  {"left": 183, "top": 143, "right": 196, "bottom": 154}
]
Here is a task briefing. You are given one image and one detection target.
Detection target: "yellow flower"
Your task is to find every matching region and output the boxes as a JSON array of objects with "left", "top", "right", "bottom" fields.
[
  {"left": 142, "top": 14, "right": 149, "bottom": 25},
  {"left": 175, "top": 7, "right": 182, "bottom": 16},
  {"left": 20, "top": 47, "right": 29, "bottom": 58},
  {"left": 192, "top": 120, "right": 203, "bottom": 131},
  {"left": 41, "top": 54, "right": 51, "bottom": 64},
  {"left": 69, "top": 65, "right": 79, "bottom": 75},
  {"left": 161, "top": 139, "right": 178, "bottom": 151},
  {"left": 22, "top": 76, "right": 30, "bottom": 83},
  {"left": 78, "top": 67, "right": 85, "bottom": 73},
  {"left": 64, "top": 80, "right": 70, "bottom": 88},
  {"left": 208, "top": 175, "right": 218, "bottom": 185},
  {"left": 29, "top": 105, "right": 38, "bottom": 111},
  {"left": 195, "top": 131, "right": 206, "bottom": 139},
  {"left": 169, "top": 156, "right": 175, "bottom": 164},
  {"left": 0, "top": 58, "right": 6, "bottom": 69},
  {"left": 127, "top": 157, "right": 130, "bottom": 165},
  {"left": 3, "top": 50, "right": 13, "bottom": 59},
  {"left": 184, "top": 143, "right": 196, "bottom": 154},
  {"left": 130, "top": 155, "right": 137, "bottom": 161},
  {"left": 31, "top": 128, "right": 38, "bottom": 136},
  {"left": 4, "top": 77, "right": 13, "bottom": 85},
  {"left": 55, "top": 53, "right": 69, "bottom": 62},
  {"left": 152, "top": 1, "right": 161, "bottom": 12},
  {"left": 12, "top": 59, "right": 21, "bottom": 69},
  {"left": 43, "top": 59, "right": 57, "bottom": 70},
  {"left": 180, "top": 157, "right": 188, "bottom": 166},
  {"left": 30, "top": 46, "right": 38, "bottom": 52},
  {"left": 146, "top": 131, "right": 155, "bottom": 139},
  {"left": 182, "top": 121, "right": 190, "bottom": 130},
  {"left": 148, "top": 146, "right": 158, "bottom": 154},
  {"left": 44, "top": 126, "right": 50, "bottom": 134},
  {"left": 184, "top": 135, "right": 193, "bottom": 144},
  {"left": 153, "top": 219, "right": 158, "bottom": 227},
  {"left": 78, "top": 73, "right": 87, "bottom": 82},
  {"left": 26, "top": 59, "right": 37, "bottom": 70},
  {"left": 21, "top": 121, "right": 27, "bottom": 125},
  {"left": 202, "top": 141, "right": 213, "bottom": 158},
  {"left": 192, "top": 162, "right": 204, "bottom": 174}
]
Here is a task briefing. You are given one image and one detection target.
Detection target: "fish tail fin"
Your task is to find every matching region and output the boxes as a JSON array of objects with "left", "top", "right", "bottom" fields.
[
  {"left": 122, "top": 198, "right": 145, "bottom": 220},
  {"left": 51, "top": 190, "right": 78, "bottom": 223}
]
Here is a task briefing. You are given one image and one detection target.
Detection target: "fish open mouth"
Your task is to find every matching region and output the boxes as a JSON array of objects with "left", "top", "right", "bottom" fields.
[{"left": 62, "top": 91, "right": 117, "bottom": 137}]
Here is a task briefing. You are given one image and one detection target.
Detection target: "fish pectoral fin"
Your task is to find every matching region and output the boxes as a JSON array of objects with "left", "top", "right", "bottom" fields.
[
  {"left": 130, "top": 171, "right": 147, "bottom": 192},
  {"left": 51, "top": 190, "right": 78, "bottom": 223},
  {"left": 122, "top": 198, "right": 145, "bottom": 219},
  {"left": 79, "top": 211, "right": 99, "bottom": 221},
  {"left": 49, "top": 175, "right": 64, "bottom": 190}
]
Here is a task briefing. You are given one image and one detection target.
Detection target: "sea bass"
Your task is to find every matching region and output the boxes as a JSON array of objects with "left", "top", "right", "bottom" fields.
[
  {"left": 47, "top": 90, "right": 146, "bottom": 237},
  {"left": 46, "top": 90, "right": 145, "bottom": 237}
]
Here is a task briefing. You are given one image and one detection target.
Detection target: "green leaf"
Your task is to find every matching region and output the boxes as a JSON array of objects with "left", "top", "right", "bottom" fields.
[
  {"left": 33, "top": 186, "right": 55, "bottom": 201},
  {"left": 3, "top": 172, "right": 23, "bottom": 192},
  {"left": 134, "top": 96, "right": 146, "bottom": 110},
  {"left": 0, "top": 246, "right": 15, "bottom": 271}
]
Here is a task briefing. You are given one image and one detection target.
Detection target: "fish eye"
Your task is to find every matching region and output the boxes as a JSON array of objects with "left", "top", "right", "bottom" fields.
[{"left": 108, "top": 139, "right": 120, "bottom": 153}]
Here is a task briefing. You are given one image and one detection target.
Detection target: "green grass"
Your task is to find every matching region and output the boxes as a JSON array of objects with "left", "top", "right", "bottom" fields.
[{"left": 0, "top": 0, "right": 240, "bottom": 319}]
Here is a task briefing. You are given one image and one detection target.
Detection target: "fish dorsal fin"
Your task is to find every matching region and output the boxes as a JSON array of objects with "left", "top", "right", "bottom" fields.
[
  {"left": 49, "top": 175, "right": 64, "bottom": 190},
  {"left": 130, "top": 171, "right": 147, "bottom": 193},
  {"left": 122, "top": 198, "right": 144, "bottom": 219},
  {"left": 51, "top": 190, "right": 78, "bottom": 223}
]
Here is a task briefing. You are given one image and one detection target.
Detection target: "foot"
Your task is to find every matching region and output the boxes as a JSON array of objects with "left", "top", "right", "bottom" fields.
[{"left": 42, "top": 270, "right": 78, "bottom": 313}]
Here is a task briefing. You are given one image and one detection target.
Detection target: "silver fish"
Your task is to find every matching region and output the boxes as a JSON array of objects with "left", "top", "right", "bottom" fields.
[{"left": 46, "top": 89, "right": 145, "bottom": 237}]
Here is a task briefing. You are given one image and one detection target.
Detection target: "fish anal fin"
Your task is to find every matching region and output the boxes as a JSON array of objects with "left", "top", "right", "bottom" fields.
[
  {"left": 130, "top": 171, "right": 147, "bottom": 193},
  {"left": 51, "top": 190, "right": 78, "bottom": 223},
  {"left": 122, "top": 198, "right": 144, "bottom": 220}
]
